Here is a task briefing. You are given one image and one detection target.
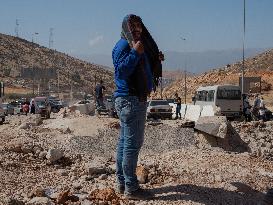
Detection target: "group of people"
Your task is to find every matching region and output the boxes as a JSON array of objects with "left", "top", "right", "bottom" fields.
[
  {"left": 243, "top": 93, "right": 267, "bottom": 122},
  {"left": 21, "top": 100, "right": 36, "bottom": 115}
]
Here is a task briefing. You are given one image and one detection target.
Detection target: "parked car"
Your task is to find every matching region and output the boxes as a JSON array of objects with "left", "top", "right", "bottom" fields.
[
  {"left": 9, "top": 101, "right": 23, "bottom": 115},
  {"left": 166, "top": 98, "right": 177, "bottom": 119},
  {"left": 49, "top": 100, "right": 64, "bottom": 113},
  {"left": 0, "top": 103, "right": 5, "bottom": 125},
  {"left": 2, "top": 103, "right": 14, "bottom": 115},
  {"left": 34, "top": 97, "right": 51, "bottom": 118},
  {"left": 147, "top": 99, "right": 173, "bottom": 120}
]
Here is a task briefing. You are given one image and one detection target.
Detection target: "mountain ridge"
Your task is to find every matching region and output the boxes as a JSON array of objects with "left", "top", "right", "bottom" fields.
[
  {"left": 0, "top": 33, "right": 114, "bottom": 96},
  {"left": 152, "top": 48, "right": 273, "bottom": 99}
]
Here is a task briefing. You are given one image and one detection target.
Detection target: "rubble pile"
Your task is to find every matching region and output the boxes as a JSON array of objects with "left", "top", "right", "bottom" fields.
[
  {"left": 0, "top": 114, "right": 273, "bottom": 204},
  {"left": 233, "top": 121, "right": 273, "bottom": 160}
]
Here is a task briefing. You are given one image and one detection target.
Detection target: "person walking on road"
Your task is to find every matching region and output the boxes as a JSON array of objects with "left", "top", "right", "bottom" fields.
[
  {"left": 259, "top": 96, "right": 266, "bottom": 121},
  {"left": 174, "top": 93, "right": 182, "bottom": 119},
  {"left": 112, "top": 14, "right": 164, "bottom": 200},
  {"left": 95, "top": 80, "right": 106, "bottom": 108}
]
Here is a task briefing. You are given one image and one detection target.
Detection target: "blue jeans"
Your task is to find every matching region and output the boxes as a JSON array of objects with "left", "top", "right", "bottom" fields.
[
  {"left": 176, "top": 104, "right": 181, "bottom": 118},
  {"left": 115, "top": 96, "right": 147, "bottom": 193},
  {"left": 96, "top": 97, "right": 104, "bottom": 108}
]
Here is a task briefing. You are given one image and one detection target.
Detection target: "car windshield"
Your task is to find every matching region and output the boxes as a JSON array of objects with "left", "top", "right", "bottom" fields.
[
  {"left": 36, "top": 101, "right": 46, "bottom": 107},
  {"left": 150, "top": 100, "right": 169, "bottom": 106}
]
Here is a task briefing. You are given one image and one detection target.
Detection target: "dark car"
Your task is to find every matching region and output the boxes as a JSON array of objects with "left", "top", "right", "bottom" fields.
[
  {"left": 2, "top": 103, "right": 14, "bottom": 115},
  {"left": 49, "top": 100, "right": 64, "bottom": 113},
  {"left": 34, "top": 97, "right": 51, "bottom": 118}
]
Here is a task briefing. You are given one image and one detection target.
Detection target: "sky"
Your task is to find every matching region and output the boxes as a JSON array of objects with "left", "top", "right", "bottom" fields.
[{"left": 1, "top": 0, "right": 273, "bottom": 59}]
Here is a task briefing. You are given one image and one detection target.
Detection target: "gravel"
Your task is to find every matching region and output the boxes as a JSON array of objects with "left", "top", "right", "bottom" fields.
[
  {"left": 1, "top": 114, "right": 273, "bottom": 204},
  {"left": 68, "top": 123, "right": 195, "bottom": 158}
]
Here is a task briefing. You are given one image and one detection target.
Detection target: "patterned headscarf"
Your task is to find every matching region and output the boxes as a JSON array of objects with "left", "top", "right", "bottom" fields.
[{"left": 121, "top": 14, "right": 162, "bottom": 91}]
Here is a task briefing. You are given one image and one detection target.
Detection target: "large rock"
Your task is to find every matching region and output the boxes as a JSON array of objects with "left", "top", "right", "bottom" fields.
[
  {"left": 46, "top": 149, "right": 64, "bottom": 163},
  {"left": 85, "top": 160, "right": 107, "bottom": 176},
  {"left": 26, "top": 197, "right": 51, "bottom": 205},
  {"left": 194, "top": 116, "right": 230, "bottom": 138},
  {"left": 56, "top": 190, "right": 79, "bottom": 204},
  {"left": 28, "top": 187, "right": 46, "bottom": 198},
  {"left": 5, "top": 198, "right": 25, "bottom": 205},
  {"left": 136, "top": 165, "right": 149, "bottom": 184},
  {"left": 18, "top": 115, "right": 43, "bottom": 129}
]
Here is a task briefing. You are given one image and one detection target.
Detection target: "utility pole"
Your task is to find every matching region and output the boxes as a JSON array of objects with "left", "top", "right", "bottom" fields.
[
  {"left": 241, "top": 0, "right": 246, "bottom": 94},
  {"left": 184, "top": 70, "right": 187, "bottom": 104},
  {"left": 15, "top": 19, "right": 19, "bottom": 37},
  {"left": 32, "top": 32, "right": 39, "bottom": 95},
  {"left": 181, "top": 37, "right": 187, "bottom": 104},
  {"left": 15, "top": 19, "right": 20, "bottom": 77},
  {"left": 70, "top": 83, "right": 73, "bottom": 101},
  {"left": 49, "top": 28, "right": 54, "bottom": 49},
  {"left": 57, "top": 70, "right": 60, "bottom": 97},
  {"left": 32, "top": 32, "right": 39, "bottom": 43}
]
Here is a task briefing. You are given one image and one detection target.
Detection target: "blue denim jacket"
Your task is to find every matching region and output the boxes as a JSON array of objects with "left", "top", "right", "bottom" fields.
[{"left": 112, "top": 38, "right": 153, "bottom": 98}]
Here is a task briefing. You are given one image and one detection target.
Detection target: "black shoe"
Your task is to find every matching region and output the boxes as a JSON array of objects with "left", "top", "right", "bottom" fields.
[
  {"left": 125, "top": 188, "right": 154, "bottom": 200},
  {"left": 116, "top": 185, "right": 125, "bottom": 194}
]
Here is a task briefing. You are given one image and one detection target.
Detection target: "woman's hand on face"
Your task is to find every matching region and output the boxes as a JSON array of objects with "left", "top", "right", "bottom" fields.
[{"left": 132, "top": 41, "right": 144, "bottom": 55}]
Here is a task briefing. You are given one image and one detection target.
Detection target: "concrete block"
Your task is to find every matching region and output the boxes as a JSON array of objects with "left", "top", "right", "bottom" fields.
[
  {"left": 200, "top": 105, "right": 215, "bottom": 117},
  {"left": 180, "top": 104, "right": 187, "bottom": 119},
  {"left": 171, "top": 104, "right": 187, "bottom": 119},
  {"left": 194, "top": 116, "right": 229, "bottom": 138},
  {"left": 74, "top": 102, "right": 95, "bottom": 115},
  {"left": 185, "top": 105, "right": 202, "bottom": 122}
]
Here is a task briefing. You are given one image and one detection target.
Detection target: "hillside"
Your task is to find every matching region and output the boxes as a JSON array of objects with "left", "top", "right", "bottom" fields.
[
  {"left": 0, "top": 33, "right": 114, "bottom": 96},
  {"left": 155, "top": 49, "right": 273, "bottom": 99}
]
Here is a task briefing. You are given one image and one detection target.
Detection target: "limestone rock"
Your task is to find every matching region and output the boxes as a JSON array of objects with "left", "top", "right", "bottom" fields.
[
  {"left": 85, "top": 161, "right": 107, "bottom": 176},
  {"left": 46, "top": 149, "right": 64, "bottom": 163},
  {"left": 195, "top": 116, "right": 230, "bottom": 138},
  {"left": 136, "top": 165, "right": 149, "bottom": 184},
  {"left": 28, "top": 187, "right": 46, "bottom": 198},
  {"left": 26, "top": 197, "right": 51, "bottom": 205}
]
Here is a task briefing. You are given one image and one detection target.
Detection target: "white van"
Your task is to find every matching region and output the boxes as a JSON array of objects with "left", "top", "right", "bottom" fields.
[{"left": 194, "top": 85, "right": 242, "bottom": 118}]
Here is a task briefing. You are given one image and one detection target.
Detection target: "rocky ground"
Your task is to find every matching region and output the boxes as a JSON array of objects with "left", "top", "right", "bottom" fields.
[{"left": 0, "top": 111, "right": 273, "bottom": 205}]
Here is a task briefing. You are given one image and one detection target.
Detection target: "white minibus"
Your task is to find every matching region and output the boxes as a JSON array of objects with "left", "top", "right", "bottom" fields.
[{"left": 194, "top": 85, "right": 242, "bottom": 118}]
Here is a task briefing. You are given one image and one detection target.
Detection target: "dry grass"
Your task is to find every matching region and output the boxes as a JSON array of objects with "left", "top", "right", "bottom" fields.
[{"left": 5, "top": 87, "right": 32, "bottom": 95}]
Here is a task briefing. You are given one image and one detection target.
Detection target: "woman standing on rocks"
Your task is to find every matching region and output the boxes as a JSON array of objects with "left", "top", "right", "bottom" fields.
[{"left": 112, "top": 14, "right": 164, "bottom": 200}]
